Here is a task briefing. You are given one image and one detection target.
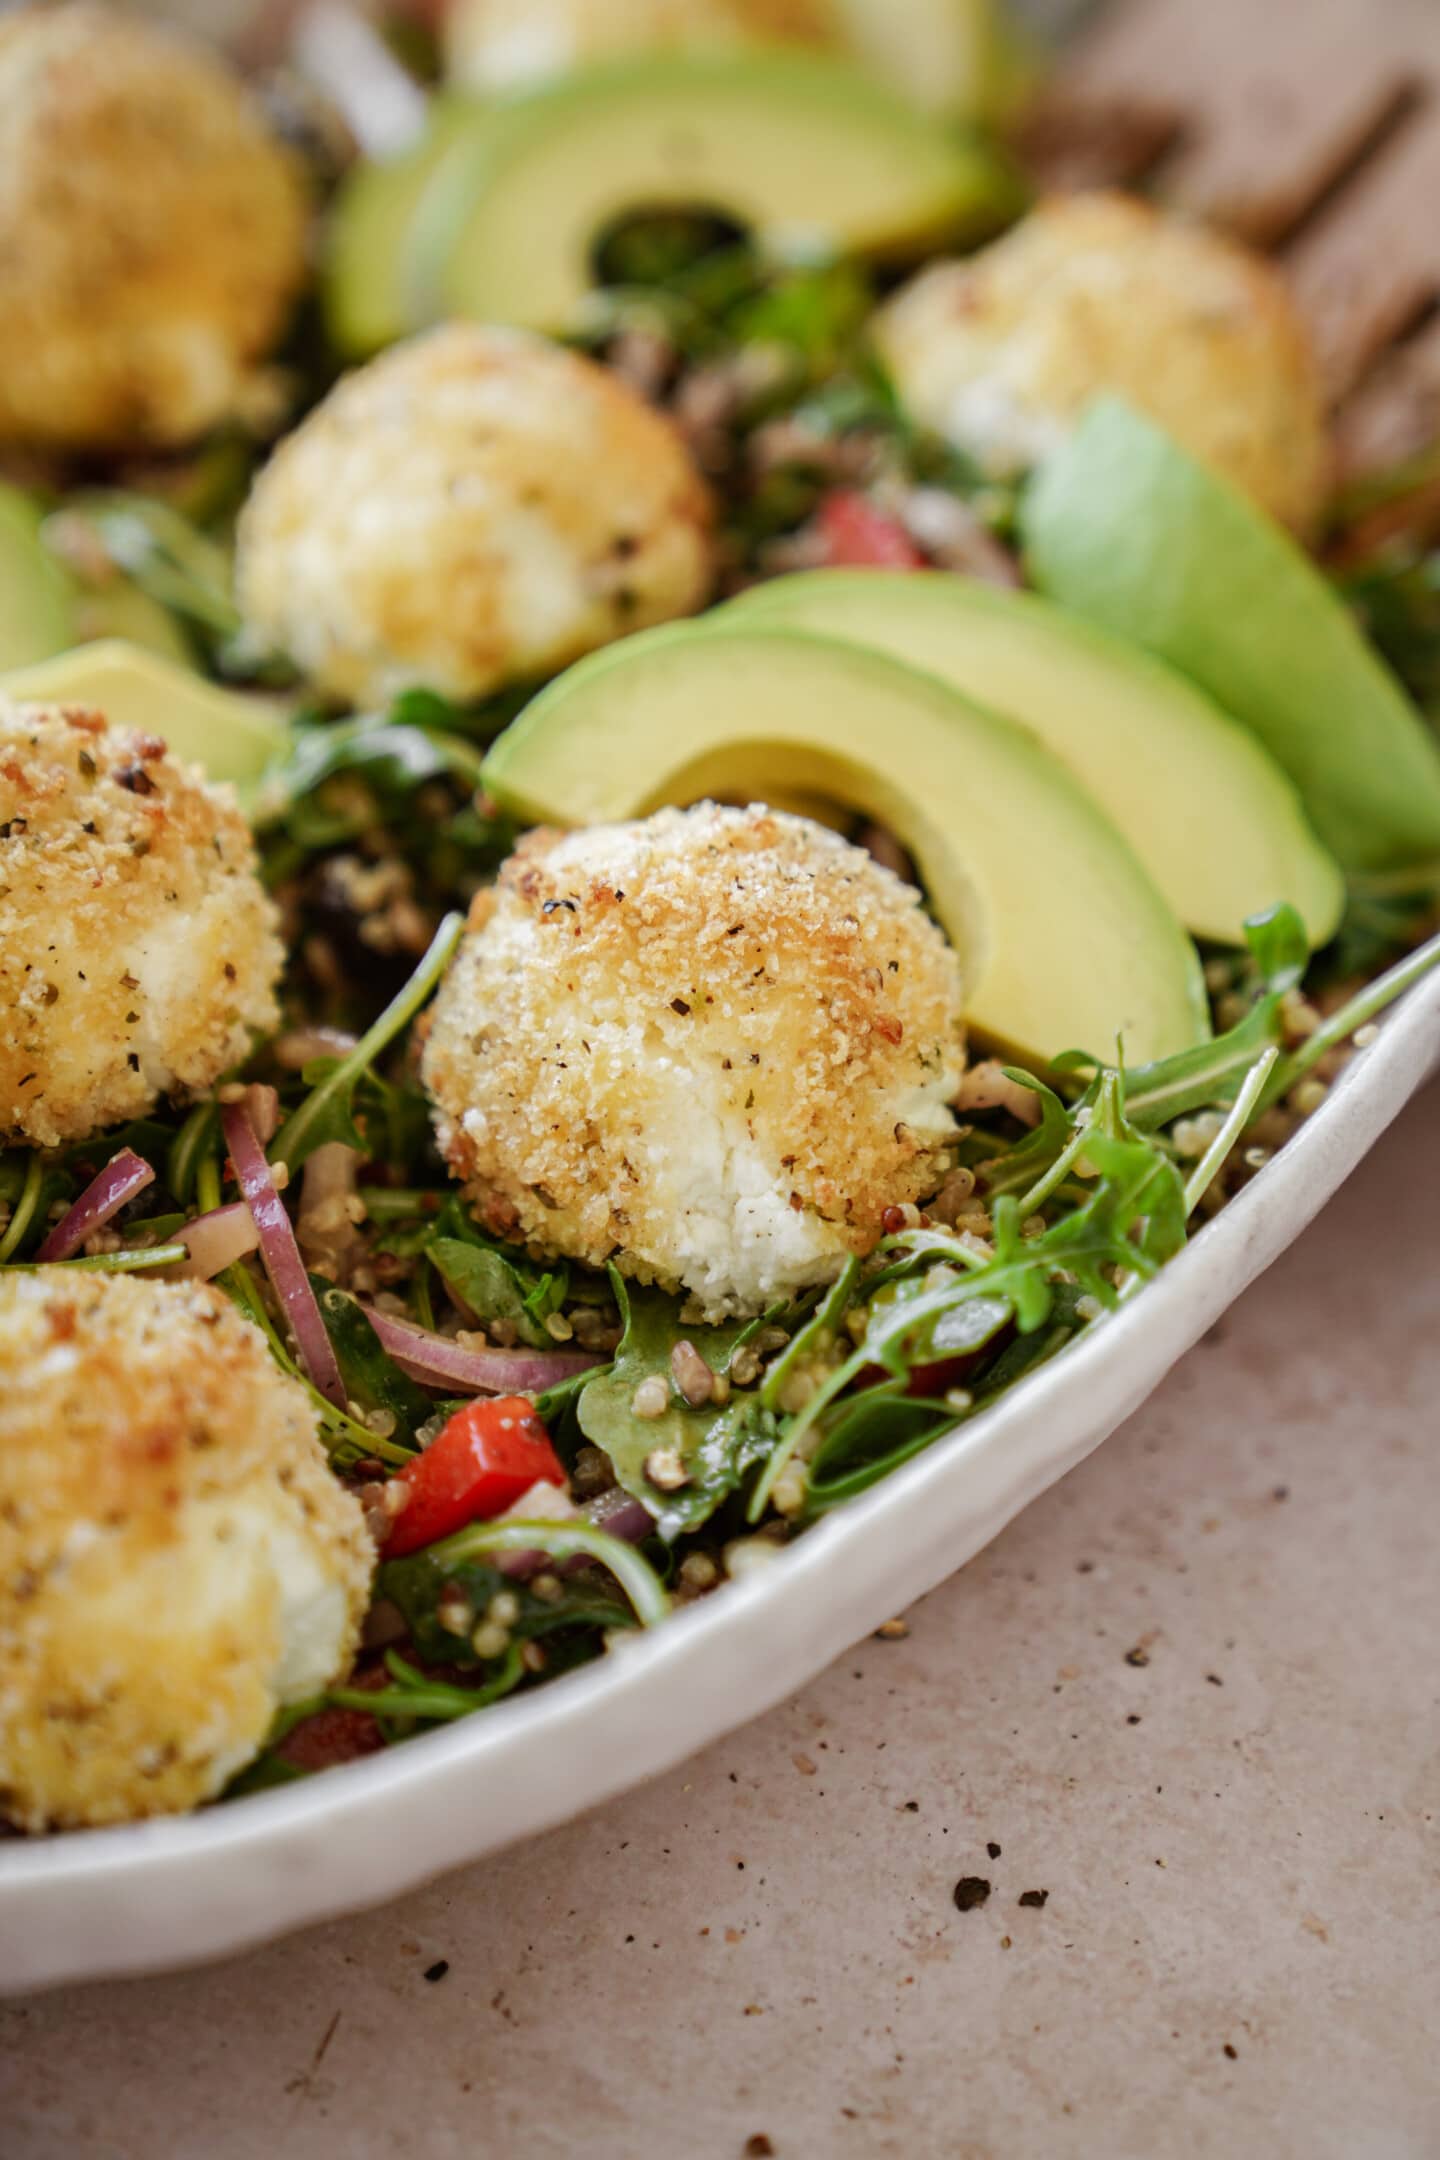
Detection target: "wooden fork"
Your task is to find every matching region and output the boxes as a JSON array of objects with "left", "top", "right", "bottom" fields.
[{"left": 1022, "top": 0, "right": 1440, "bottom": 479}]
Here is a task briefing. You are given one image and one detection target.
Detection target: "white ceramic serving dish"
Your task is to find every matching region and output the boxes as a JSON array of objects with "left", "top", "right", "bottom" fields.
[{"left": 3, "top": 974, "right": 1437, "bottom": 1994}]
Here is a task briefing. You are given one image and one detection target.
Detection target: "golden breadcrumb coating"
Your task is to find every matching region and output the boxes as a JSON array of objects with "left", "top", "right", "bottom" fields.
[
  {"left": 0, "top": 1271, "right": 372, "bottom": 1832},
  {"left": 234, "top": 323, "right": 715, "bottom": 709},
  {"left": 0, "top": 701, "right": 283, "bottom": 1149},
  {"left": 422, "top": 804, "right": 967, "bottom": 1318},
  {"left": 874, "top": 191, "right": 1331, "bottom": 531},
  {"left": 0, "top": 3, "right": 308, "bottom": 453},
  {"left": 445, "top": 0, "right": 833, "bottom": 90}
]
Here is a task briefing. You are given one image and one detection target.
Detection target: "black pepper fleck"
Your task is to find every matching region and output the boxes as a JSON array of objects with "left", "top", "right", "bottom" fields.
[
  {"left": 987, "top": 1842, "right": 1002, "bottom": 1859},
  {"left": 1018, "top": 1890, "right": 1049, "bottom": 1910},
  {"left": 1125, "top": 1645, "right": 1151, "bottom": 1667},
  {"left": 953, "top": 1877, "right": 991, "bottom": 1912},
  {"left": 423, "top": 1960, "right": 449, "bottom": 1983}
]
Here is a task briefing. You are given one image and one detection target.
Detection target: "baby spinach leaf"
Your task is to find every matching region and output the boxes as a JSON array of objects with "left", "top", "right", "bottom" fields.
[
  {"left": 577, "top": 1276, "right": 770, "bottom": 1537},
  {"left": 379, "top": 1550, "right": 634, "bottom": 1672},
  {"left": 430, "top": 1237, "right": 540, "bottom": 1341}
]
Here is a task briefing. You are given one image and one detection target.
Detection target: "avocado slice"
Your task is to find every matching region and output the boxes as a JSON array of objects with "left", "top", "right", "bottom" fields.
[
  {"left": 1022, "top": 399, "right": 1440, "bottom": 876},
  {"left": 832, "top": 0, "right": 1022, "bottom": 120},
  {"left": 0, "top": 483, "right": 75, "bottom": 670},
  {"left": 483, "top": 623, "right": 1208, "bottom": 1066},
  {"left": 724, "top": 570, "right": 1344, "bottom": 947},
  {"left": 74, "top": 580, "right": 193, "bottom": 665},
  {"left": 0, "top": 640, "right": 288, "bottom": 787},
  {"left": 323, "top": 98, "right": 478, "bottom": 358},
  {"left": 408, "top": 54, "right": 1024, "bottom": 336}
]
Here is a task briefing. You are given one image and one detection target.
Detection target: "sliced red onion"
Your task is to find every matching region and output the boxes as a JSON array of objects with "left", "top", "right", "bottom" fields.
[
  {"left": 166, "top": 1201, "right": 260, "bottom": 1281},
  {"left": 37, "top": 1149, "right": 154, "bottom": 1263},
  {"left": 585, "top": 1488, "right": 656, "bottom": 1543},
  {"left": 362, "top": 1304, "right": 600, "bottom": 1394},
  {"left": 496, "top": 1487, "right": 655, "bottom": 1580},
  {"left": 272, "top": 1026, "right": 360, "bottom": 1072},
  {"left": 222, "top": 1100, "right": 346, "bottom": 1409}
]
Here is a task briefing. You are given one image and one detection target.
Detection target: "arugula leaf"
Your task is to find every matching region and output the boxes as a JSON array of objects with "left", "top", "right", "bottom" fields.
[
  {"left": 972, "top": 1070, "right": 1075, "bottom": 1197},
  {"left": 749, "top": 1132, "right": 1189, "bottom": 1515},
  {"left": 1091, "top": 906, "right": 1307, "bottom": 1131},
  {"left": 429, "top": 1237, "right": 532, "bottom": 1328},
  {"left": 254, "top": 713, "right": 487, "bottom": 826},
  {"left": 379, "top": 1547, "right": 640, "bottom": 1672},
  {"left": 805, "top": 1284, "right": 1089, "bottom": 1513},
  {"left": 314, "top": 1279, "right": 432, "bottom": 1449},
  {"left": 577, "top": 1276, "right": 770, "bottom": 1537},
  {"left": 423, "top": 1218, "right": 569, "bottom": 1330},
  {"left": 1243, "top": 901, "right": 1309, "bottom": 994},
  {"left": 271, "top": 912, "right": 463, "bottom": 1172}
]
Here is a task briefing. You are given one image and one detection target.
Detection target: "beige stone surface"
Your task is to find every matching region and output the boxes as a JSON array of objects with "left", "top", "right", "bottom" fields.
[{"left": 4, "top": 1082, "right": 1438, "bottom": 2158}]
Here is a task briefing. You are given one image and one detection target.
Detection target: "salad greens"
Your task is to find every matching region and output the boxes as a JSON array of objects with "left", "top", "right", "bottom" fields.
[{"left": 4, "top": 111, "right": 1440, "bottom": 1811}]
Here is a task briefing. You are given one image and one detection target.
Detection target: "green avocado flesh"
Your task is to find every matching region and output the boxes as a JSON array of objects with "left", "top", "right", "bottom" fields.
[
  {"left": 393, "top": 54, "right": 1021, "bottom": 338},
  {"left": 483, "top": 623, "right": 1209, "bottom": 1067},
  {"left": 832, "top": 0, "right": 1014, "bottom": 120},
  {"left": 0, "top": 484, "right": 74, "bottom": 671},
  {"left": 74, "top": 580, "right": 193, "bottom": 664},
  {"left": 0, "top": 641, "right": 287, "bottom": 786},
  {"left": 1023, "top": 399, "right": 1440, "bottom": 877},
  {"left": 323, "top": 99, "right": 477, "bottom": 357},
  {"left": 724, "top": 571, "right": 1343, "bottom": 947}
]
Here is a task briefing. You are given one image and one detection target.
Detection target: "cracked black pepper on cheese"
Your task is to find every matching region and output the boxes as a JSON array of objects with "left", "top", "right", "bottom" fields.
[
  {"left": 0, "top": 702, "right": 284, "bottom": 1149},
  {"left": 421, "top": 802, "right": 968, "bottom": 1317}
]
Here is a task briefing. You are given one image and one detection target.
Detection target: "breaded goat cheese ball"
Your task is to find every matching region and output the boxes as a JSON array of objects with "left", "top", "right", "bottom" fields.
[
  {"left": 0, "top": 703, "right": 283, "bottom": 1150},
  {"left": 421, "top": 803, "right": 967, "bottom": 1318},
  {"left": 873, "top": 192, "right": 1330, "bottom": 529},
  {"left": 0, "top": 1272, "right": 372, "bottom": 1831},
  {"left": 445, "top": 0, "right": 832, "bottom": 90},
  {"left": 0, "top": 4, "right": 308, "bottom": 454},
  {"left": 235, "top": 324, "right": 715, "bottom": 709}
]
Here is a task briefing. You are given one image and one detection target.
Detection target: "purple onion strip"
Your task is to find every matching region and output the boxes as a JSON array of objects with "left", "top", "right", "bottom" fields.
[
  {"left": 362, "top": 1303, "right": 599, "bottom": 1395},
  {"left": 37, "top": 1149, "right": 155, "bottom": 1264},
  {"left": 222, "top": 1100, "right": 347, "bottom": 1409}
]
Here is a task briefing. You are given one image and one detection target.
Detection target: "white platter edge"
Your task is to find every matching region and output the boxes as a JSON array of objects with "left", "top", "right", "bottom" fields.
[{"left": 3, "top": 974, "right": 1437, "bottom": 1993}]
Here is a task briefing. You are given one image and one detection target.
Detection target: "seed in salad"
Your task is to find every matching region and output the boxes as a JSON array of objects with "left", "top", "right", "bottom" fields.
[
  {"left": 631, "top": 1375, "right": 670, "bottom": 1420},
  {"left": 729, "top": 1343, "right": 762, "bottom": 1387},
  {"left": 644, "top": 1446, "right": 691, "bottom": 1493},
  {"left": 723, "top": 1536, "right": 786, "bottom": 1582},
  {"left": 771, "top": 1467, "right": 808, "bottom": 1517},
  {"left": 670, "top": 1339, "right": 715, "bottom": 1407},
  {"left": 471, "top": 1620, "right": 511, "bottom": 1661},
  {"left": 438, "top": 1592, "right": 476, "bottom": 1638}
]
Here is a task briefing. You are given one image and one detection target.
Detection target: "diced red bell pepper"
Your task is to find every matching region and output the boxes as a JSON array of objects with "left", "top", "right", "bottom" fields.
[
  {"left": 815, "top": 490, "right": 926, "bottom": 569},
  {"left": 384, "top": 1396, "right": 566, "bottom": 1557}
]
